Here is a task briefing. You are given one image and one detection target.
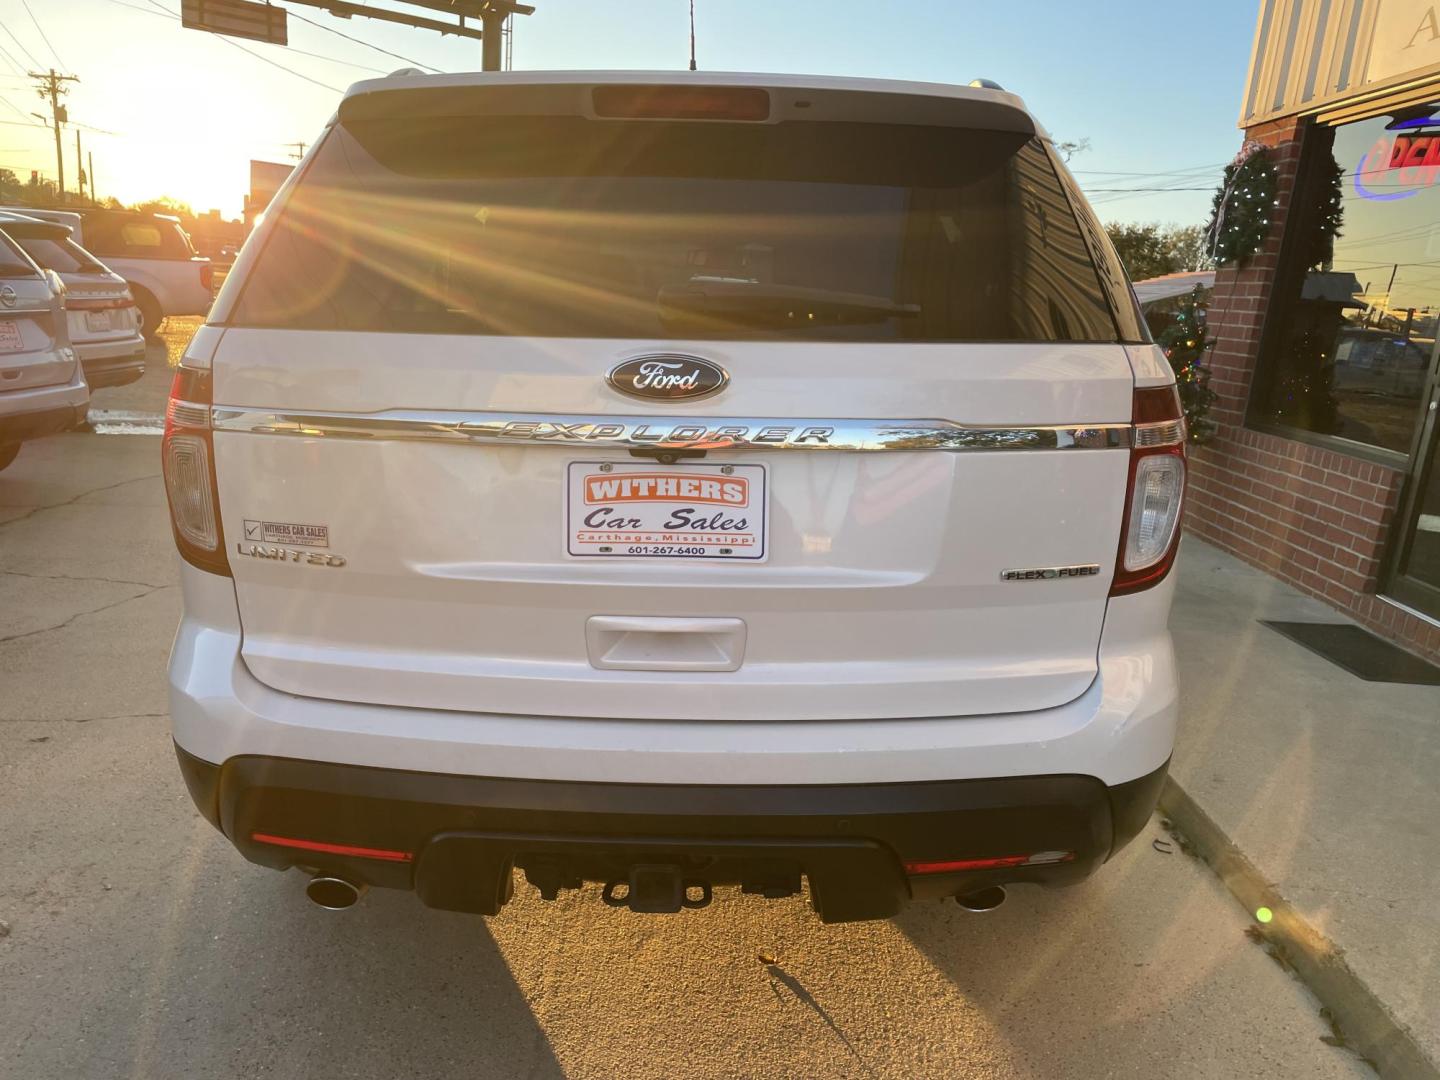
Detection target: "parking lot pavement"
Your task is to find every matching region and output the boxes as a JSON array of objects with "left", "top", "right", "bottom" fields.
[{"left": 0, "top": 433, "right": 1374, "bottom": 1080}]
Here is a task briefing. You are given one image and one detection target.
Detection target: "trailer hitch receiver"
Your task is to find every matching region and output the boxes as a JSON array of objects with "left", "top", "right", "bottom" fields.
[{"left": 603, "top": 864, "right": 712, "bottom": 912}]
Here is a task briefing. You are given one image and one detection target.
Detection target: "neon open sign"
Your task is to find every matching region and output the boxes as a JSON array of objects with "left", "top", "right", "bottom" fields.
[
  {"left": 1354, "top": 114, "right": 1440, "bottom": 201},
  {"left": 1386, "top": 132, "right": 1440, "bottom": 168}
]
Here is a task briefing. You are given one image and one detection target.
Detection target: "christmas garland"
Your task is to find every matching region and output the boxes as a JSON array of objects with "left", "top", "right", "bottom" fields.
[{"left": 1205, "top": 142, "right": 1278, "bottom": 267}]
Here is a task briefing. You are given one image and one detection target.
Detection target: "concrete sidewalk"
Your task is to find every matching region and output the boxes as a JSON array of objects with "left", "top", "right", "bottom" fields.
[{"left": 1170, "top": 538, "right": 1440, "bottom": 1072}]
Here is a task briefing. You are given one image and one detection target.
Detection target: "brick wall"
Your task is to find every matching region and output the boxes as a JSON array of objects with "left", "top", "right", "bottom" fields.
[{"left": 1183, "top": 117, "right": 1440, "bottom": 660}]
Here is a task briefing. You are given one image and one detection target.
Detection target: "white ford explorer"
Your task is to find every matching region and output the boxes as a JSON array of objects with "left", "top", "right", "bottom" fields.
[{"left": 165, "top": 71, "right": 1184, "bottom": 922}]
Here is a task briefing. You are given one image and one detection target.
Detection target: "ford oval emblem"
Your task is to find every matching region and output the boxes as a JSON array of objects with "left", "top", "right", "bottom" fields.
[{"left": 607, "top": 354, "right": 729, "bottom": 401}]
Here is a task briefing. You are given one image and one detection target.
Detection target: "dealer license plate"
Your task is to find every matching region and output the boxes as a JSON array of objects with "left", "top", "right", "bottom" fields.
[
  {"left": 85, "top": 310, "right": 112, "bottom": 333},
  {"left": 0, "top": 320, "right": 24, "bottom": 351},
  {"left": 566, "top": 461, "right": 767, "bottom": 560}
]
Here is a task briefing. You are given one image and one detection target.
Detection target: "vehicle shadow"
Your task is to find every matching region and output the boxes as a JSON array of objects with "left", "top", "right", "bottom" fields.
[{"left": 117, "top": 846, "right": 566, "bottom": 1080}]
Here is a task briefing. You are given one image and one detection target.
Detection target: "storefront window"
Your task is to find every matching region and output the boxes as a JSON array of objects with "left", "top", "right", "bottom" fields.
[{"left": 1252, "top": 107, "right": 1440, "bottom": 456}]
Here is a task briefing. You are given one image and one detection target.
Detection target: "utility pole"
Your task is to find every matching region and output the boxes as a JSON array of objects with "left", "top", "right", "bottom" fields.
[
  {"left": 88, "top": 151, "right": 96, "bottom": 203},
  {"left": 75, "top": 130, "right": 84, "bottom": 201},
  {"left": 283, "top": 141, "right": 307, "bottom": 161},
  {"left": 30, "top": 69, "right": 78, "bottom": 201}
]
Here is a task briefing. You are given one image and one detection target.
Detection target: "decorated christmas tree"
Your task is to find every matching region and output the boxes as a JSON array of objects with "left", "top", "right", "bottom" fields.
[{"left": 1155, "top": 285, "right": 1219, "bottom": 443}]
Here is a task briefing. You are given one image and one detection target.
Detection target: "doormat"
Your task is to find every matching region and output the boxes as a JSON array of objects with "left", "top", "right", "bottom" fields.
[{"left": 1261, "top": 621, "right": 1440, "bottom": 686}]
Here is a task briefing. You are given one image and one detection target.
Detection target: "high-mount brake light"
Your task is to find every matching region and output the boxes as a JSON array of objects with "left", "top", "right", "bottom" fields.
[
  {"left": 592, "top": 84, "right": 771, "bottom": 121},
  {"left": 1112, "top": 385, "right": 1186, "bottom": 596},
  {"left": 162, "top": 361, "right": 231, "bottom": 577}
]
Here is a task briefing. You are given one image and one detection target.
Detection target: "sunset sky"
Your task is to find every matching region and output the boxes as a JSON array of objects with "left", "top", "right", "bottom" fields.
[{"left": 12, "top": 0, "right": 1259, "bottom": 221}]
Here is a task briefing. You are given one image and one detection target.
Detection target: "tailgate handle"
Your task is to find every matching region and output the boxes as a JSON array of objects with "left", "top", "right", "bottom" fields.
[{"left": 585, "top": 616, "right": 746, "bottom": 672}]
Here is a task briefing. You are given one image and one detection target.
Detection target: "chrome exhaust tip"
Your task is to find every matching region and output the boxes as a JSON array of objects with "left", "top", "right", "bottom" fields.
[
  {"left": 954, "top": 885, "right": 1007, "bottom": 913},
  {"left": 305, "top": 876, "right": 368, "bottom": 910}
]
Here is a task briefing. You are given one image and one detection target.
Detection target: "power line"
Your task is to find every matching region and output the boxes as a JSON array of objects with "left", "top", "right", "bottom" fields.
[
  {"left": 283, "top": 7, "right": 441, "bottom": 72},
  {"left": 0, "top": 20, "right": 41, "bottom": 69},
  {"left": 104, "top": 0, "right": 171, "bottom": 16},
  {"left": 279, "top": 41, "right": 387, "bottom": 74},
  {"left": 20, "top": 0, "right": 63, "bottom": 69},
  {"left": 0, "top": 37, "right": 26, "bottom": 76},
  {"left": 204, "top": 30, "right": 345, "bottom": 92},
  {"left": 142, "top": 0, "right": 346, "bottom": 92},
  {"left": 0, "top": 90, "right": 42, "bottom": 125},
  {"left": 103, "top": 0, "right": 387, "bottom": 74},
  {"left": 1072, "top": 165, "right": 1224, "bottom": 176}
]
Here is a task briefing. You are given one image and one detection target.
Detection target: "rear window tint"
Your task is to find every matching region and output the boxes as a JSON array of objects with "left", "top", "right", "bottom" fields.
[
  {"left": 83, "top": 216, "right": 194, "bottom": 259},
  {"left": 0, "top": 232, "right": 39, "bottom": 278},
  {"left": 232, "top": 116, "right": 1124, "bottom": 342},
  {"left": 13, "top": 235, "right": 99, "bottom": 274}
]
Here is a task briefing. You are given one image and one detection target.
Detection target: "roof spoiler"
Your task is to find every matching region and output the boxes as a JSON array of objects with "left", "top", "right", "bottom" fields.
[{"left": 340, "top": 78, "right": 1035, "bottom": 136}]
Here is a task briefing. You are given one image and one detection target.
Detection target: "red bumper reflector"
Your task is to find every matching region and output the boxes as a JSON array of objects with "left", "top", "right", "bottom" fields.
[
  {"left": 903, "top": 852, "right": 1075, "bottom": 875},
  {"left": 250, "top": 832, "right": 413, "bottom": 863}
]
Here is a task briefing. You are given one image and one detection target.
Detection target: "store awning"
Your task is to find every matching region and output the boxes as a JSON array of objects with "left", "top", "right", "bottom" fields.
[{"left": 1132, "top": 271, "right": 1216, "bottom": 307}]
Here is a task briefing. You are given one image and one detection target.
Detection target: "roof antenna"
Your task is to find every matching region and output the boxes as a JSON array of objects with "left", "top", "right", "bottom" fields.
[{"left": 688, "top": 0, "right": 697, "bottom": 70}]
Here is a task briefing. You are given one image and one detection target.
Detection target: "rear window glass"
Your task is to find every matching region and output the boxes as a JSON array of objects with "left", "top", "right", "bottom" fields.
[
  {"left": 0, "top": 232, "right": 39, "bottom": 278},
  {"left": 83, "top": 216, "right": 195, "bottom": 259},
  {"left": 13, "top": 235, "right": 102, "bottom": 274},
  {"left": 233, "top": 116, "right": 1123, "bottom": 342}
]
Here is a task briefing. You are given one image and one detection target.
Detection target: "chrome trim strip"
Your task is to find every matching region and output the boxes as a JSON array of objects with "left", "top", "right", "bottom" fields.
[{"left": 209, "top": 409, "right": 1133, "bottom": 452}]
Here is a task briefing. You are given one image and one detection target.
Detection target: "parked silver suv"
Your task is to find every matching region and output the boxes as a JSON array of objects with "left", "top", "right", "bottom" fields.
[
  {"left": 0, "top": 211, "right": 145, "bottom": 389},
  {"left": 167, "top": 72, "right": 1183, "bottom": 922},
  {"left": 0, "top": 231, "right": 85, "bottom": 472}
]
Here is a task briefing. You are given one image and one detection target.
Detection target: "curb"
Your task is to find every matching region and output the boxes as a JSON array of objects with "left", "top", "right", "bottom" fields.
[{"left": 1158, "top": 777, "right": 1439, "bottom": 1080}]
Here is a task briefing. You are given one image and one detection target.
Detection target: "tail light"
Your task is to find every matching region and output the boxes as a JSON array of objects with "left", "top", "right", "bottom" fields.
[
  {"left": 199, "top": 262, "right": 214, "bottom": 291},
  {"left": 162, "top": 357, "right": 231, "bottom": 577},
  {"left": 1111, "top": 385, "right": 1186, "bottom": 596}
]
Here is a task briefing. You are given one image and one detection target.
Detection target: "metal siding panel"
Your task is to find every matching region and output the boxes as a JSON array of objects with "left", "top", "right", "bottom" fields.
[
  {"left": 1302, "top": 0, "right": 1333, "bottom": 102},
  {"left": 1273, "top": 0, "right": 1310, "bottom": 111},
  {"left": 1349, "top": 0, "right": 1382, "bottom": 87},
  {"left": 1245, "top": 0, "right": 1281, "bottom": 122}
]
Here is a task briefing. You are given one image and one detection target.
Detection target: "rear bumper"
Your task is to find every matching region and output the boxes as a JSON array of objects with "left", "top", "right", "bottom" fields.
[
  {"left": 76, "top": 337, "right": 146, "bottom": 388},
  {"left": 176, "top": 743, "right": 1169, "bottom": 922},
  {"left": 0, "top": 369, "right": 89, "bottom": 442}
]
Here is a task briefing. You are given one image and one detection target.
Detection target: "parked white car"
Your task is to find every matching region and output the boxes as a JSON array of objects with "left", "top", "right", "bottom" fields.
[
  {"left": 165, "top": 72, "right": 1184, "bottom": 922},
  {"left": 0, "top": 211, "right": 145, "bottom": 389},
  {"left": 0, "top": 231, "right": 85, "bottom": 472},
  {"left": 0, "top": 206, "right": 212, "bottom": 337}
]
